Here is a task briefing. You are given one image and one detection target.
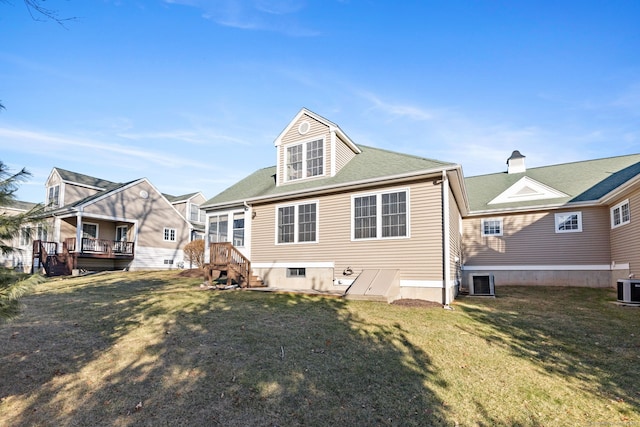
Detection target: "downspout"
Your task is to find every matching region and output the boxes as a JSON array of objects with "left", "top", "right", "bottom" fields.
[{"left": 442, "top": 170, "right": 452, "bottom": 308}]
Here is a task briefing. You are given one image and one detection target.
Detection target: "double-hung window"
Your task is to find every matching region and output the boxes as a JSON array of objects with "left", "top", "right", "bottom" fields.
[
  {"left": 353, "top": 190, "right": 409, "bottom": 240},
  {"left": 611, "top": 199, "right": 630, "bottom": 228},
  {"left": 190, "top": 204, "right": 205, "bottom": 223},
  {"left": 555, "top": 212, "right": 582, "bottom": 233},
  {"left": 233, "top": 213, "right": 245, "bottom": 246},
  {"left": 277, "top": 202, "right": 318, "bottom": 244},
  {"left": 47, "top": 185, "right": 60, "bottom": 208},
  {"left": 286, "top": 139, "right": 324, "bottom": 181},
  {"left": 481, "top": 218, "right": 503, "bottom": 236}
]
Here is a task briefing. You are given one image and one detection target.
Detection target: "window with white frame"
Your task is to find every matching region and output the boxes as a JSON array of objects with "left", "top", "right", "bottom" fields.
[
  {"left": 116, "top": 226, "right": 128, "bottom": 242},
  {"left": 287, "top": 267, "right": 306, "bottom": 277},
  {"left": 555, "top": 212, "right": 582, "bottom": 233},
  {"left": 353, "top": 190, "right": 409, "bottom": 240},
  {"left": 611, "top": 199, "right": 631, "bottom": 228},
  {"left": 20, "top": 227, "right": 31, "bottom": 246},
  {"left": 209, "top": 214, "right": 228, "bottom": 243},
  {"left": 286, "top": 139, "right": 324, "bottom": 181},
  {"left": 277, "top": 202, "right": 318, "bottom": 244},
  {"left": 163, "top": 227, "right": 176, "bottom": 242},
  {"left": 47, "top": 185, "right": 60, "bottom": 208},
  {"left": 190, "top": 204, "right": 206, "bottom": 223},
  {"left": 82, "top": 223, "right": 98, "bottom": 239},
  {"left": 233, "top": 212, "right": 245, "bottom": 246},
  {"left": 481, "top": 218, "right": 503, "bottom": 236}
]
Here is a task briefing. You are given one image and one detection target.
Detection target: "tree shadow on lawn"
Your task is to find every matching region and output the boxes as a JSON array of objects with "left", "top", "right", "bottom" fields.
[
  {"left": 1, "top": 272, "right": 449, "bottom": 426},
  {"left": 456, "top": 286, "right": 640, "bottom": 416}
]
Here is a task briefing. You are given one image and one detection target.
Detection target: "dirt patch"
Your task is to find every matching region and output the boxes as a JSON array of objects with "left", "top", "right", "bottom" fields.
[
  {"left": 391, "top": 299, "right": 443, "bottom": 309},
  {"left": 176, "top": 268, "right": 206, "bottom": 278}
]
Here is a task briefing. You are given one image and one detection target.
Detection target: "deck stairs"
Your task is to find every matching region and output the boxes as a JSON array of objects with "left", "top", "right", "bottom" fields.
[{"left": 205, "top": 242, "right": 264, "bottom": 288}]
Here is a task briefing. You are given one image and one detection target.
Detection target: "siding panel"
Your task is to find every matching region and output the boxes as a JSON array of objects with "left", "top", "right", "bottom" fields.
[
  {"left": 610, "top": 188, "right": 640, "bottom": 275},
  {"left": 251, "top": 179, "right": 444, "bottom": 281},
  {"left": 463, "top": 207, "right": 611, "bottom": 266}
]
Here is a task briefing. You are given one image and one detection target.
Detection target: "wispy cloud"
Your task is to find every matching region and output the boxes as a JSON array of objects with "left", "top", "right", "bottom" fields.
[
  {"left": 164, "top": 0, "right": 319, "bottom": 36},
  {"left": 0, "top": 127, "right": 210, "bottom": 169},
  {"left": 358, "top": 91, "right": 438, "bottom": 122},
  {"left": 117, "top": 129, "right": 249, "bottom": 145}
]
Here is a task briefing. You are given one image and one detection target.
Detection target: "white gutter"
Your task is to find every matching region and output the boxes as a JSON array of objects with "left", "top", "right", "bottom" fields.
[{"left": 203, "top": 165, "right": 463, "bottom": 210}]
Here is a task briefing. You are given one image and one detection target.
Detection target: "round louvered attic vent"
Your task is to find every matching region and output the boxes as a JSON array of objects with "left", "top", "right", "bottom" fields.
[
  {"left": 140, "top": 190, "right": 149, "bottom": 199},
  {"left": 298, "top": 121, "right": 310, "bottom": 135}
]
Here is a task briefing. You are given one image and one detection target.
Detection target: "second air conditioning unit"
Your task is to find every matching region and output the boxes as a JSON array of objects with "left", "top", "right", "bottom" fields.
[{"left": 617, "top": 279, "right": 640, "bottom": 304}]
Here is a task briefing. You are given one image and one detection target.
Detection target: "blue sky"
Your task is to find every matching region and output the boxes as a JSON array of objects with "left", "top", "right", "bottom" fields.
[{"left": 1, "top": 0, "right": 639, "bottom": 203}]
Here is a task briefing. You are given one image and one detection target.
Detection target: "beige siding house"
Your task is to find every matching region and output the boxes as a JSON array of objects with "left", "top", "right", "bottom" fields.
[
  {"left": 463, "top": 152, "right": 640, "bottom": 288},
  {"left": 203, "top": 108, "right": 640, "bottom": 303},
  {"left": 0, "top": 200, "right": 40, "bottom": 271},
  {"left": 202, "top": 108, "right": 468, "bottom": 303},
  {"left": 24, "top": 168, "right": 202, "bottom": 274}
]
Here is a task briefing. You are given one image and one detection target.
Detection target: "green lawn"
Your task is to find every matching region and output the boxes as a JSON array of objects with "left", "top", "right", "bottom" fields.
[{"left": 1, "top": 270, "right": 638, "bottom": 426}]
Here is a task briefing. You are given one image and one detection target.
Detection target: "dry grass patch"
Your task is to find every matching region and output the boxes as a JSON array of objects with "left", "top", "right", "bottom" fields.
[{"left": 1, "top": 271, "right": 639, "bottom": 426}]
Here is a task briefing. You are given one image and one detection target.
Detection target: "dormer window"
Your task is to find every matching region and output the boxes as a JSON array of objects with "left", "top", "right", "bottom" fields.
[
  {"left": 286, "top": 139, "right": 324, "bottom": 181},
  {"left": 47, "top": 185, "right": 60, "bottom": 208}
]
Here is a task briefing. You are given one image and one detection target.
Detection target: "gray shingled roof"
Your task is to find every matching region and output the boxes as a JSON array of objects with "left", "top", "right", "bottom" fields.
[
  {"left": 0, "top": 200, "right": 38, "bottom": 211},
  {"left": 55, "top": 167, "right": 120, "bottom": 190},
  {"left": 465, "top": 153, "right": 640, "bottom": 212},
  {"left": 204, "top": 145, "right": 456, "bottom": 207},
  {"left": 164, "top": 192, "right": 199, "bottom": 203}
]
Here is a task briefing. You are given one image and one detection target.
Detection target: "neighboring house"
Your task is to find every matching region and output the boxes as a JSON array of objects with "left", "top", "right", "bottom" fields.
[
  {"left": 26, "top": 167, "right": 202, "bottom": 275},
  {"left": 164, "top": 192, "right": 207, "bottom": 241},
  {"left": 0, "top": 200, "right": 40, "bottom": 271},
  {"left": 202, "top": 108, "right": 640, "bottom": 304},
  {"left": 462, "top": 151, "right": 640, "bottom": 288},
  {"left": 202, "top": 108, "right": 468, "bottom": 303}
]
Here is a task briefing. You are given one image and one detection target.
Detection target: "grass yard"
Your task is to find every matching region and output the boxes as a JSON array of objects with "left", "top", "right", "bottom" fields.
[{"left": 1, "top": 270, "right": 639, "bottom": 426}]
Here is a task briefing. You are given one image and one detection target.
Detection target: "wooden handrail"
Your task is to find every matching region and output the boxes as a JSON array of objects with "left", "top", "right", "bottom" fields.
[
  {"left": 64, "top": 237, "right": 134, "bottom": 256},
  {"left": 209, "top": 242, "right": 251, "bottom": 286}
]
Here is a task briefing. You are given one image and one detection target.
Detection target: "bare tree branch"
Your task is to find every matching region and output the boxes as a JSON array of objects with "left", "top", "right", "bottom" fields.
[{"left": 2, "top": 0, "right": 76, "bottom": 28}]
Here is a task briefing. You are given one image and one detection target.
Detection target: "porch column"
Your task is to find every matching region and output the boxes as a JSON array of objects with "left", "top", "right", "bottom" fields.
[{"left": 76, "top": 212, "right": 83, "bottom": 253}]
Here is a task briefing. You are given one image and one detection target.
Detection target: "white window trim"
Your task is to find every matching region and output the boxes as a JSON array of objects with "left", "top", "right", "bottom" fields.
[
  {"left": 283, "top": 137, "right": 325, "bottom": 182},
  {"left": 481, "top": 218, "right": 503, "bottom": 237},
  {"left": 611, "top": 199, "right": 630, "bottom": 229},
  {"left": 232, "top": 212, "right": 245, "bottom": 247},
  {"left": 82, "top": 222, "right": 99, "bottom": 239},
  {"left": 47, "top": 184, "right": 61, "bottom": 208},
  {"left": 163, "top": 227, "right": 177, "bottom": 242},
  {"left": 555, "top": 211, "right": 582, "bottom": 233},
  {"left": 351, "top": 188, "right": 411, "bottom": 241},
  {"left": 116, "top": 225, "right": 128, "bottom": 241},
  {"left": 274, "top": 200, "right": 319, "bottom": 245}
]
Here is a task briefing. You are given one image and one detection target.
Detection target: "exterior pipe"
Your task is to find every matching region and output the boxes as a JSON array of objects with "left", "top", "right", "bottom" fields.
[{"left": 442, "top": 170, "right": 452, "bottom": 308}]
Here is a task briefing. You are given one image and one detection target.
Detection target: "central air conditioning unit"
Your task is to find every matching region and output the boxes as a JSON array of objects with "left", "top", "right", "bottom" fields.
[
  {"left": 617, "top": 279, "right": 640, "bottom": 304},
  {"left": 469, "top": 273, "right": 495, "bottom": 296}
]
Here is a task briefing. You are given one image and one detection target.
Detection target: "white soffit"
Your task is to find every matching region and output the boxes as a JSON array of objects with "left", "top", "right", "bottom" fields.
[{"left": 488, "top": 176, "right": 568, "bottom": 205}]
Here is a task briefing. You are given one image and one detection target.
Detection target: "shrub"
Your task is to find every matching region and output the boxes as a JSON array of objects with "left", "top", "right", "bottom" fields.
[{"left": 183, "top": 239, "right": 205, "bottom": 268}]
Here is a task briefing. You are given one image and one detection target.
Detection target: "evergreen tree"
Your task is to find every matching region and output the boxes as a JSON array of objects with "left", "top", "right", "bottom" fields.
[{"left": 0, "top": 162, "right": 45, "bottom": 323}]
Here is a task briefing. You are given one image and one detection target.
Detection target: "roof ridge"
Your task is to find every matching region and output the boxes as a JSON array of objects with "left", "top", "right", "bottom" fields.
[
  {"left": 358, "top": 144, "right": 454, "bottom": 165},
  {"left": 467, "top": 152, "right": 640, "bottom": 179}
]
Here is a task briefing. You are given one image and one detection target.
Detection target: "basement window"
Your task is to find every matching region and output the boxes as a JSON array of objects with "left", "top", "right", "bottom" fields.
[{"left": 287, "top": 268, "right": 306, "bottom": 278}]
